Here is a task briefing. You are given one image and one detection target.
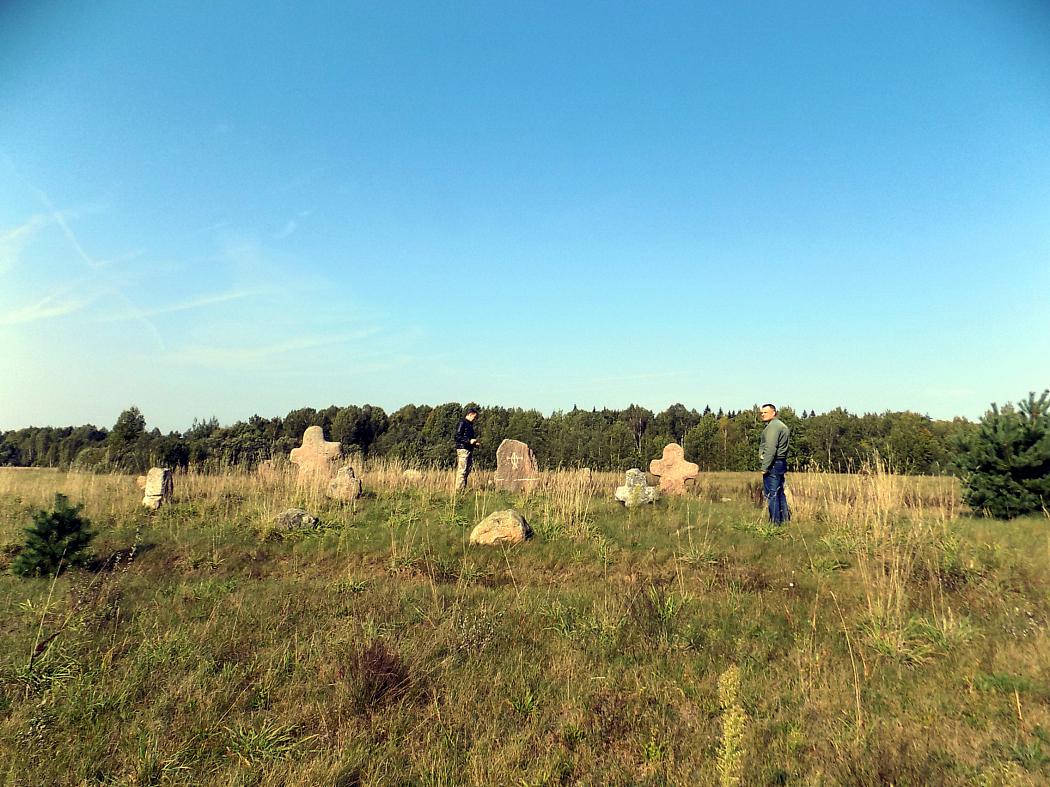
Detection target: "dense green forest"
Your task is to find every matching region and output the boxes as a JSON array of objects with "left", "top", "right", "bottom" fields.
[{"left": 0, "top": 402, "right": 974, "bottom": 475}]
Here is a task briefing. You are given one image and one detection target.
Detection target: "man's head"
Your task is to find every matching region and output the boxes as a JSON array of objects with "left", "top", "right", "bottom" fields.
[
  {"left": 465, "top": 407, "right": 479, "bottom": 422},
  {"left": 760, "top": 403, "right": 777, "bottom": 423}
]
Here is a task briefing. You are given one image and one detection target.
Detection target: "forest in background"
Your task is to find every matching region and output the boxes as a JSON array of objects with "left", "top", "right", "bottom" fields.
[{"left": 0, "top": 402, "right": 974, "bottom": 475}]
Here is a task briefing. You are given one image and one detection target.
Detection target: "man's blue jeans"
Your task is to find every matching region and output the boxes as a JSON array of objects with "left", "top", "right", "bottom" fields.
[{"left": 763, "top": 459, "right": 790, "bottom": 524}]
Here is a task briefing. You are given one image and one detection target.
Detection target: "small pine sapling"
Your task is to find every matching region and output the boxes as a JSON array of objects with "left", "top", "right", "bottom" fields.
[
  {"left": 11, "top": 494, "right": 96, "bottom": 577},
  {"left": 953, "top": 391, "right": 1050, "bottom": 519}
]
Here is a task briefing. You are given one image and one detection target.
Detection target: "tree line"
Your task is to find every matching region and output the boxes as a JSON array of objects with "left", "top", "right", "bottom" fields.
[{"left": 0, "top": 402, "right": 976, "bottom": 475}]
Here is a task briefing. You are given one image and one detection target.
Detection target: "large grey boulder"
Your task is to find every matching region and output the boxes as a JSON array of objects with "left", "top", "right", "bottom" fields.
[{"left": 469, "top": 509, "right": 533, "bottom": 546}]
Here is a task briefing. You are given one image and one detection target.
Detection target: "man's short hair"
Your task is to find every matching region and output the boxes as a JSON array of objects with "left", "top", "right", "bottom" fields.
[
  {"left": 761, "top": 403, "right": 777, "bottom": 413},
  {"left": 466, "top": 406, "right": 479, "bottom": 416}
]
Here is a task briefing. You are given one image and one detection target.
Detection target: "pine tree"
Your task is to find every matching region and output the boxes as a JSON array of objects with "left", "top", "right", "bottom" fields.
[
  {"left": 11, "top": 494, "right": 95, "bottom": 576},
  {"left": 953, "top": 391, "right": 1050, "bottom": 519}
]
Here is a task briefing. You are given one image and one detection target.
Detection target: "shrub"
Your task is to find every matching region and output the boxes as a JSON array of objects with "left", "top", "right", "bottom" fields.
[
  {"left": 351, "top": 640, "right": 410, "bottom": 714},
  {"left": 953, "top": 391, "right": 1050, "bottom": 519},
  {"left": 11, "top": 494, "right": 95, "bottom": 577}
]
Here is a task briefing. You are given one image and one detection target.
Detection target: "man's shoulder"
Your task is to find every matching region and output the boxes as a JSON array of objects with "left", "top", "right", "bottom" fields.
[{"left": 764, "top": 418, "right": 788, "bottom": 433}]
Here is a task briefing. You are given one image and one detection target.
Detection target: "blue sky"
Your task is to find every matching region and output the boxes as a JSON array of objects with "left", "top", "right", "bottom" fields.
[{"left": 2, "top": 1, "right": 1048, "bottom": 432}]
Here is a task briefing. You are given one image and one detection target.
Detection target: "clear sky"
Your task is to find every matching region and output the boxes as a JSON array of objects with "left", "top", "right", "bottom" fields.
[{"left": 2, "top": 1, "right": 1048, "bottom": 432}]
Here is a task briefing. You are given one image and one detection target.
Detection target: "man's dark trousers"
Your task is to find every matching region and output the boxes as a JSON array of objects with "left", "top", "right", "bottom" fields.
[{"left": 763, "top": 458, "right": 790, "bottom": 524}]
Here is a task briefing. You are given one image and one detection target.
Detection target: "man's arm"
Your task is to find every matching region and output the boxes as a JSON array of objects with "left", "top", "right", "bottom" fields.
[
  {"left": 759, "top": 426, "right": 773, "bottom": 473},
  {"left": 776, "top": 423, "right": 790, "bottom": 459}
]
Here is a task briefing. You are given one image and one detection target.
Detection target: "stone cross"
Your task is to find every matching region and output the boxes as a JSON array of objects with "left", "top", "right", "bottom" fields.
[
  {"left": 290, "top": 426, "right": 343, "bottom": 478},
  {"left": 615, "top": 468, "right": 657, "bottom": 507},
  {"left": 649, "top": 443, "right": 699, "bottom": 495},
  {"left": 494, "top": 439, "right": 539, "bottom": 492}
]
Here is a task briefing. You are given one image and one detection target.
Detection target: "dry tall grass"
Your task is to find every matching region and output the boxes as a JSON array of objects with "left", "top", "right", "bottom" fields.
[{"left": 0, "top": 463, "right": 1047, "bottom": 785}]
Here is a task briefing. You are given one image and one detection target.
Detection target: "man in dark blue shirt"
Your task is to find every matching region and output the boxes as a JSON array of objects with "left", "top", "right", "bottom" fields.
[{"left": 454, "top": 406, "right": 480, "bottom": 490}]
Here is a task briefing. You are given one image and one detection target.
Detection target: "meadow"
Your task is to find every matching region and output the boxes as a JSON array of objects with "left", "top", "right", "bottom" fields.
[{"left": 0, "top": 463, "right": 1047, "bottom": 786}]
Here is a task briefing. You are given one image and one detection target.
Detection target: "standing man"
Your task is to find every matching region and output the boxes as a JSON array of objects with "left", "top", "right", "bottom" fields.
[
  {"left": 759, "top": 403, "right": 790, "bottom": 524},
  {"left": 454, "top": 406, "right": 480, "bottom": 491}
]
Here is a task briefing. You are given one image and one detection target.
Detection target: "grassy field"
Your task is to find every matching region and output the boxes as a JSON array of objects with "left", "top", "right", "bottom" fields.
[{"left": 0, "top": 463, "right": 1047, "bottom": 786}]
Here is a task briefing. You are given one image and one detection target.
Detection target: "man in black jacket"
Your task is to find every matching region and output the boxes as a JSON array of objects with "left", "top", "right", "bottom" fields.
[{"left": 454, "top": 406, "right": 480, "bottom": 490}]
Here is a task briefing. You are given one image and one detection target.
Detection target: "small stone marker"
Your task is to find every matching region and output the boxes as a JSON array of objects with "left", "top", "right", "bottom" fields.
[
  {"left": 327, "top": 465, "right": 363, "bottom": 500},
  {"left": 135, "top": 475, "right": 146, "bottom": 490},
  {"left": 273, "top": 508, "right": 317, "bottom": 530},
  {"left": 402, "top": 469, "right": 423, "bottom": 481},
  {"left": 469, "top": 509, "right": 533, "bottom": 546},
  {"left": 289, "top": 426, "right": 342, "bottom": 478},
  {"left": 615, "top": 468, "right": 657, "bottom": 507},
  {"left": 649, "top": 443, "right": 699, "bottom": 495},
  {"left": 141, "top": 467, "right": 173, "bottom": 510},
  {"left": 494, "top": 439, "right": 539, "bottom": 492},
  {"left": 257, "top": 458, "right": 287, "bottom": 480}
]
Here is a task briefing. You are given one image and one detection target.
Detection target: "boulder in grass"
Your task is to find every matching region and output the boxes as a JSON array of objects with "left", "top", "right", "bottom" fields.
[
  {"left": 135, "top": 475, "right": 147, "bottom": 490},
  {"left": 273, "top": 508, "right": 318, "bottom": 530},
  {"left": 469, "top": 509, "right": 533, "bottom": 546},
  {"left": 327, "top": 465, "right": 363, "bottom": 501}
]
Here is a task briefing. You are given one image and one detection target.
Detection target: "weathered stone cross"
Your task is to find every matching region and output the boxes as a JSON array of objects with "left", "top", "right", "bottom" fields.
[
  {"left": 290, "top": 426, "right": 343, "bottom": 477},
  {"left": 648, "top": 442, "right": 699, "bottom": 495}
]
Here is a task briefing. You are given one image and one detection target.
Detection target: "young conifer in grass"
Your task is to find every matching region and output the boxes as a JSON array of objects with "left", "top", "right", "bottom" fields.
[
  {"left": 11, "top": 493, "right": 95, "bottom": 577},
  {"left": 953, "top": 391, "right": 1050, "bottom": 519}
]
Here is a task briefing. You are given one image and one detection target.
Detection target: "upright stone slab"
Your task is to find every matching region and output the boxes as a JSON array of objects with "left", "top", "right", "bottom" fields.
[
  {"left": 257, "top": 459, "right": 278, "bottom": 481},
  {"left": 289, "top": 426, "right": 342, "bottom": 479},
  {"left": 649, "top": 443, "right": 699, "bottom": 495},
  {"left": 615, "top": 468, "right": 657, "bottom": 507},
  {"left": 142, "top": 467, "right": 173, "bottom": 510},
  {"left": 494, "top": 439, "right": 539, "bottom": 492},
  {"left": 257, "top": 456, "right": 292, "bottom": 480},
  {"left": 327, "top": 465, "right": 363, "bottom": 501}
]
